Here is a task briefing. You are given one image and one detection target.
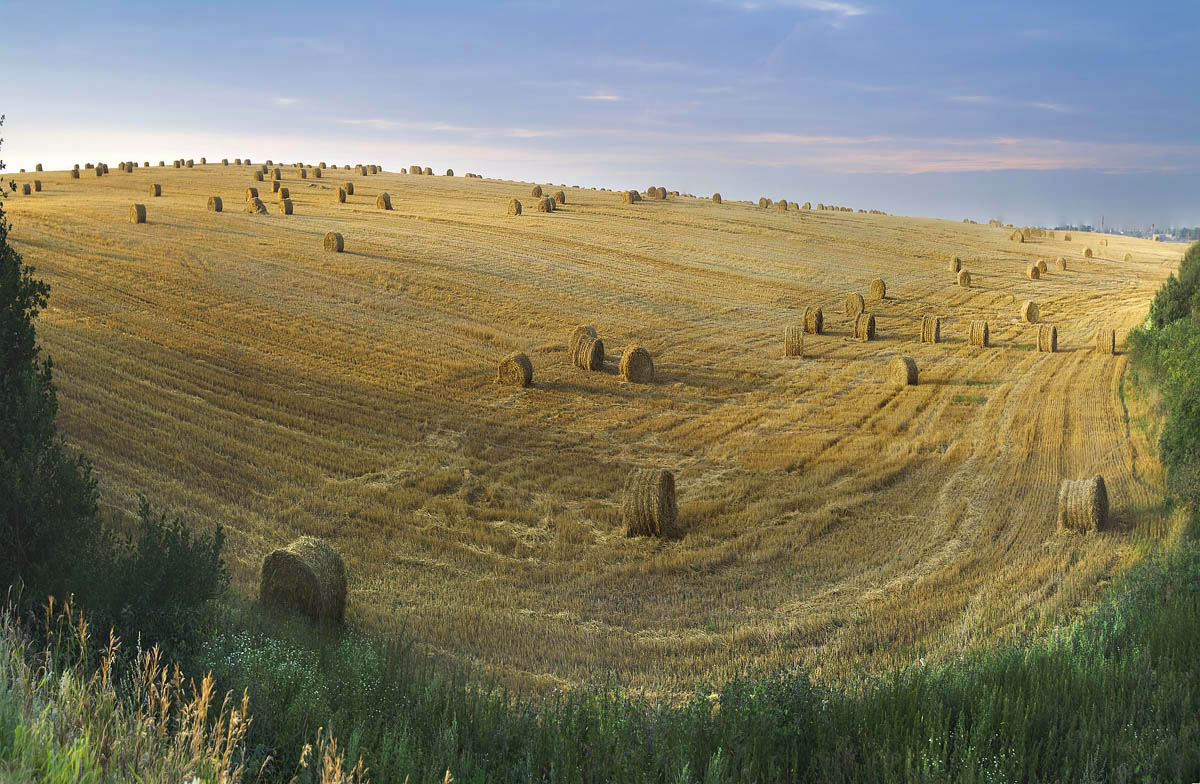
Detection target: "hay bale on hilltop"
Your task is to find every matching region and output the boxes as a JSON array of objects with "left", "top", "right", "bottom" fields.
[
  {"left": 222, "top": 159, "right": 229, "bottom": 165},
  {"left": 776, "top": 199, "right": 789, "bottom": 211},
  {"left": 279, "top": 198, "right": 293, "bottom": 215},
  {"left": 1084, "top": 247, "right": 1094, "bottom": 258},
  {"left": 174, "top": 160, "right": 182, "bottom": 169},
  {"left": 323, "top": 231, "right": 344, "bottom": 252},
  {"left": 149, "top": 183, "right": 161, "bottom": 197},
  {"left": 445, "top": 168, "right": 454, "bottom": 176},
  {"left": 496, "top": 352, "right": 534, "bottom": 387},
  {"left": 71, "top": 169, "right": 79, "bottom": 179},
  {"left": 553, "top": 190, "right": 566, "bottom": 205},
  {"left": 783, "top": 326, "right": 803, "bottom": 358},
  {"left": 421, "top": 167, "right": 432, "bottom": 175},
  {"left": 622, "top": 468, "right": 678, "bottom": 538},
  {"left": 844, "top": 293, "right": 865, "bottom": 317},
  {"left": 620, "top": 344, "right": 655, "bottom": 382},
  {"left": 508, "top": 198, "right": 522, "bottom": 216},
  {"left": 869, "top": 279, "right": 886, "bottom": 300},
  {"left": 1027, "top": 265, "right": 1040, "bottom": 280},
  {"left": 1021, "top": 300, "right": 1040, "bottom": 323},
  {"left": 531, "top": 185, "right": 543, "bottom": 198},
  {"left": 712, "top": 193, "right": 722, "bottom": 204},
  {"left": 759, "top": 197, "right": 770, "bottom": 208},
  {"left": 207, "top": 196, "right": 223, "bottom": 212},
  {"left": 957, "top": 270, "right": 971, "bottom": 288},
  {"left": 129, "top": 204, "right": 146, "bottom": 224},
  {"left": 376, "top": 192, "right": 392, "bottom": 210},
  {"left": 655, "top": 186, "right": 667, "bottom": 200},
  {"left": 246, "top": 198, "right": 268, "bottom": 215},
  {"left": 1011, "top": 230, "right": 1024, "bottom": 243},
  {"left": 920, "top": 315, "right": 941, "bottom": 344},
  {"left": 949, "top": 256, "right": 962, "bottom": 273},
  {"left": 889, "top": 356, "right": 918, "bottom": 386},
  {"left": 260, "top": 536, "right": 347, "bottom": 624},
  {"left": 969, "top": 319, "right": 989, "bottom": 347},
  {"left": 802, "top": 201, "right": 811, "bottom": 210},
  {"left": 854, "top": 313, "right": 876, "bottom": 341},
  {"left": 1037, "top": 258, "right": 1048, "bottom": 273},
  {"left": 1057, "top": 476, "right": 1109, "bottom": 533},
  {"left": 186, "top": 159, "right": 194, "bottom": 168},
  {"left": 1037, "top": 325, "right": 1057, "bottom": 353},
  {"left": 245, "top": 187, "right": 259, "bottom": 200},
  {"left": 35, "top": 163, "right": 43, "bottom": 172},
  {"left": 803, "top": 306, "right": 823, "bottom": 334},
  {"left": 1096, "top": 328, "right": 1116, "bottom": 355},
  {"left": 234, "top": 159, "right": 242, "bottom": 165},
  {"left": 95, "top": 167, "right": 104, "bottom": 178},
  {"left": 1056, "top": 256, "right": 1068, "bottom": 271}
]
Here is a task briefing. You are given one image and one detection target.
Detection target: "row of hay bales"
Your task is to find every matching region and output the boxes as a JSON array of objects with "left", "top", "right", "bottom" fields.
[{"left": 496, "top": 326, "right": 655, "bottom": 388}]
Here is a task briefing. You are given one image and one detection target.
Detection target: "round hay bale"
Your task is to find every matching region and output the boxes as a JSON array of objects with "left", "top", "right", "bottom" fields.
[
  {"left": 445, "top": 168, "right": 454, "bottom": 176},
  {"left": 712, "top": 192, "right": 722, "bottom": 204},
  {"left": 949, "top": 256, "right": 962, "bottom": 273},
  {"left": 869, "top": 279, "right": 886, "bottom": 300},
  {"left": 278, "top": 186, "right": 290, "bottom": 199},
  {"left": 344, "top": 182, "right": 355, "bottom": 196},
  {"left": 1084, "top": 247, "right": 1093, "bottom": 258},
  {"left": 844, "top": 292, "right": 865, "bottom": 317},
  {"left": 508, "top": 198, "right": 522, "bottom": 216},
  {"left": 244, "top": 187, "right": 259, "bottom": 201},
  {"left": 1021, "top": 300, "right": 1040, "bottom": 323},
  {"left": 335, "top": 187, "right": 346, "bottom": 203},
  {"left": 570, "top": 330, "right": 604, "bottom": 371},
  {"left": 920, "top": 315, "right": 941, "bottom": 344},
  {"left": 323, "top": 231, "right": 344, "bottom": 252},
  {"left": 1123, "top": 252, "right": 1133, "bottom": 262},
  {"left": 20, "top": 184, "right": 31, "bottom": 195},
  {"left": 537, "top": 197, "right": 555, "bottom": 212},
  {"left": 186, "top": 159, "right": 194, "bottom": 168},
  {"left": 174, "top": 160, "right": 182, "bottom": 168},
  {"left": 271, "top": 180, "right": 281, "bottom": 193},
  {"left": 620, "top": 344, "right": 654, "bottom": 382},
  {"left": 200, "top": 157, "right": 206, "bottom": 165},
  {"left": 32, "top": 181, "right": 41, "bottom": 192},
  {"left": 271, "top": 168, "right": 281, "bottom": 180},
  {"left": 1010, "top": 230, "right": 1024, "bottom": 243},
  {"left": 149, "top": 183, "right": 161, "bottom": 197},
  {"left": 422, "top": 167, "right": 432, "bottom": 175},
  {"left": 776, "top": 199, "right": 789, "bottom": 211},
  {"left": 312, "top": 167, "right": 321, "bottom": 178},
  {"left": 621, "top": 468, "right": 678, "bottom": 538},
  {"left": 300, "top": 168, "right": 308, "bottom": 179},
  {"left": 207, "top": 196, "right": 223, "bottom": 212},
  {"left": 655, "top": 186, "right": 667, "bottom": 200},
  {"left": 621, "top": 190, "right": 638, "bottom": 204},
  {"left": 531, "top": 185, "right": 543, "bottom": 198},
  {"left": 234, "top": 158, "right": 242, "bottom": 165},
  {"left": 376, "top": 192, "right": 392, "bottom": 210},
  {"left": 854, "top": 313, "right": 876, "bottom": 341},
  {"left": 1096, "top": 328, "right": 1115, "bottom": 355},
  {"left": 1037, "top": 324, "right": 1057, "bottom": 353},
  {"left": 969, "top": 319, "right": 989, "bottom": 347},
  {"left": 1099, "top": 238, "right": 1108, "bottom": 246},
  {"left": 553, "top": 189, "right": 566, "bottom": 205},
  {"left": 783, "top": 326, "right": 804, "bottom": 358},
  {"left": 35, "top": 163, "right": 43, "bottom": 172},
  {"left": 260, "top": 536, "right": 347, "bottom": 624},
  {"left": 957, "top": 270, "right": 971, "bottom": 288},
  {"left": 1026, "top": 264, "right": 1040, "bottom": 280},
  {"left": 222, "top": 159, "right": 229, "bottom": 166},
  {"left": 279, "top": 198, "right": 293, "bottom": 215},
  {"left": 1037, "top": 258, "right": 1048, "bottom": 273},
  {"left": 802, "top": 201, "right": 811, "bottom": 210},
  {"left": 70, "top": 169, "right": 79, "bottom": 179},
  {"left": 246, "top": 198, "right": 268, "bottom": 215},
  {"left": 889, "top": 356, "right": 918, "bottom": 386},
  {"left": 1057, "top": 476, "right": 1108, "bottom": 533},
  {"left": 569, "top": 325, "right": 598, "bottom": 359},
  {"left": 496, "top": 351, "right": 533, "bottom": 387},
  {"left": 1056, "top": 256, "right": 1067, "bottom": 271},
  {"left": 254, "top": 170, "right": 265, "bottom": 182},
  {"left": 128, "top": 203, "right": 146, "bottom": 224},
  {"left": 1064, "top": 233, "right": 1072, "bottom": 241},
  {"left": 95, "top": 167, "right": 104, "bottom": 178},
  {"left": 803, "top": 306, "right": 823, "bottom": 335}
]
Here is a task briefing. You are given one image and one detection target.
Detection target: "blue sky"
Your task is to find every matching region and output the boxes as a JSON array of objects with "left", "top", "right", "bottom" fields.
[{"left": 4, "top": 0, "right": 1198, "bottom": 228}]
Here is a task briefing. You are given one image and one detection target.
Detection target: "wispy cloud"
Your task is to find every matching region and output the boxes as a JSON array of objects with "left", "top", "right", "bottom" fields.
[
  {"left": 714, "top": 0, "right": 868, "bottom": 24},
  {"left": 949, "top": 95, "right": 995, "bottom": 104},
  {"left": 273, "top": 97, "right": 299, "bottom": 106},
  {"left": 1028, "top": 101, "right": 1073, "bottom": 113},
  {"left": 579, "top": 93, "right": 621, "bottom": 102}
]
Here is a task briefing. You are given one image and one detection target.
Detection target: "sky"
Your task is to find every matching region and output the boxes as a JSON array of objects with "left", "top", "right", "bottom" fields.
[{"left": 3, "top": 0, "right": 1199, "bottom": 229}]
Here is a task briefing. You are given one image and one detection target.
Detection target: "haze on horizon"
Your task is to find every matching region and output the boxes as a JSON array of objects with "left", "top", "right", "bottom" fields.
[{"left": 5, "top": 0, "right": 1198, "bottom": 229}]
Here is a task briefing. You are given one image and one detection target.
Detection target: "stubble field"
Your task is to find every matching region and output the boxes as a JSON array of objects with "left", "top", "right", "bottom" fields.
[{"left": 4, "top": 161, "right": 1183, "bottom": 696}]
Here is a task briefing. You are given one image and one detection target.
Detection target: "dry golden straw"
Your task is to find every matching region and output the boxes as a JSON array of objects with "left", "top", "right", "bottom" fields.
[
  {"left": 537, "top": 197, "right": 555, "bottom": 212},
  {"left": 531, "top": 185, "right": 543, "bottom": 198},
  {"left": 1027, "top": 265, "right": 1040, "bottom": 280},
  {"left": 323, "top": 232, "right": 344, "bottom": 252},
  {"left": 1037, "top": 258, "right": 1048, "bottom": 273},
  {"left": 869, "top": 279, "right": 886, "bottom": 300},
  {"left": 969, "top": 319, "right": 989, "bottom": 347},
  {"left": 569, "top": 325, "right": 602, "bottom": 370},
  {"left": 279, "top": 198, "right": 294, "bottom": 215},
  {"left": 245, "top": 198, "right": 268, "bottom": 215},
  {"left": 20, "top": 184, "right": 30, "bottom": 195},
  {"left": 620, "top": 344, "right": 655, "bottom": 382},
  {"left": 149, "top": 184, "right": 161, "bottom": 197},
  {"left": 207, "top": 196, "right": 222, "bottom": 212},
  {"left": 376, "top": 192, "right": 392, "bottom": 210},
  {"left": 783, "top": 326, "right": 804, "bottom": 358},
  {"left": 260, "top": 536, "right": 348, "bottom": 624},
  {"left": 1057, "top": 476, "right": 1108, "bottom": 533},
  {"left": 1124, "top": 253, "right": 1133, "bottom": 262},
  {"left": 1084, "top": 247, "right": 1094, "bottom": 258},
  {"left": 803, "top": 306, "right": 823, "bottom": 335},
  {"left": 1037, "top": 325, "right": 1057, "bottom": 353},
  {"left": 508, "top": 198, "right": 522, "bottom": 216},
  {"left": 244, "top": 187, "right": 259, "bottom": 201},
  {"left": 854, "top": 313, "right": 876, "bottom": 341},
  {"left": 622, "top": 468, "right": 678, "bottom": 538},
  {"left": 1021, "top": 300, "right": 1039, "bottom": 323},
  {"left": 496, "top": 352, "right": 534, "bottom": 387},
  {"left": 553, "top": 190, "right": 567, "bottom": 205},
  {"left": 712, "top": 193, "right": 722, "bottom": 204},
  {"left": 128, "top": 203, "right": 146, "bottom": 224},
  {"left": 278, "top": 186, "right": 290, "bottom": 199},
  {"left": 957, "top": 270, "right": 971, "bottom": 288},
  {"left": 1056, "top": 256, "right": 1067, "bottom": 271},
  {"left": 889, "top": 356, "right": 918, "bottom": 386},
  {"left": 920, "top": 315, "right": 941, "bottom": 344},
  {"left": 344, "top": 182, "right": 355, "bottom": 196},
  {"left": 1011, "top": 230, "right": 1024, "bottom": 242},
  {"left": 844, "top": 293, "right": 865, "bottom": 317},
  {"left": 254, "top": 171, "right": 264, "bottom": 182},
  {"left": 1096, "top": 328, "right": 1115, "bottom": 355},
  {"left": 949, "top": 256, "right": 962, "bottom": 273}
]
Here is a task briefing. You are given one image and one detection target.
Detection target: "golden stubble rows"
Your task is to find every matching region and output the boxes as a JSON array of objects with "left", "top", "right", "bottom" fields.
[{"left": 5, "top": 164, "right": 1182, "bottom": 696}]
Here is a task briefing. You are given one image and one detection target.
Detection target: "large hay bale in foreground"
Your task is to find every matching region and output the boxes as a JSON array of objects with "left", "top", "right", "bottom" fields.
[
  {"left": 279, "top": 198, "right": 294, "bottom": 215},
  {"left": 844, "top": 293, "right": 865, "bottom": 317},
  {"left": 496, "top": 351, "right": 534, "bottom": 387},
  {"left": 620, "top": 344, "right": 654, "bottom": 382},
  {"left": 508, "top": 198, "right": 522, "bottom": 216},
  {"left": 712, "top": 193, "right": 722, "bottom": 204},
  {"left": 803, "top": 306, "right": 823, "bottom": 334},
  {"left": 260, "top": 536, "right": 347, "bottom": 624},
  {"left": 889, "top": 356, "right": 918, "bottom": 386},
  {"left": 1056, "top": 256, "right": 1067, "bottom": 271},
  {"left": 920, "top": 315, "right": 941, "bottom": 344},
  {"left": 323, "top": 231, "right": 344, "bottom": 252},
  {"left": 1084, "top": 247, "right": 1093, "bottom": 258},
  {"left": 149, "top": 183, "right": 161, "bottom": 197},
  {"left": 783, "top": 326, "right": 803, "bottom": 357},
  {"left": 246, "top": 198, "right": 268, "bottom": 215},
  {"left": 969, "top": 319, "right": 989, "bottom": 347},
  {"left": 1011, "top": 230, "right": 1024, "bottom": 242},
  {"left": 531, "top": 185, "right": 543, "bottom": 198},
  {"left": 207, "top": 196, "right": 223, "bottom": 212},
  {"left": 553, "top": 190, "right": 566, "bottom": 205},
  {"left": 244, "top": 187, "right": 259, "bottom": 200},
  {"left": 949, "top": 255, "right": 962, "bottom": 273},
  {"left": 1096, "top": 328, "right": 1115, "bottom": 355},
  {"left": 622, "top": 468, "right": 678, "bottom": 538},
  {"left": 1057, "top": 476, "right": 1108, "bottom": 533},
  {"left": 128, "top": 203, "right": 146, "bottom": 224},
  {"left": 376, "top": 192, "right": 392, "bottom": 210},
  {"left": 1021, "top": 300, "right": 1040, "bottom": 323},
  {"left": 869, "top": 278, "right": 886, "bottom": 300},
  {"left": 1037, "top": 325, "right": 1057, "bottom": 353},
  {"left": 1026, "top": 265, "right": 1040, "bottom": 280},
  {"left": 854, "top": 313, "right": 876, "bottom": 341},
  {"left": 957, "top": 270, "right": 971, "bottom": 288}
]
